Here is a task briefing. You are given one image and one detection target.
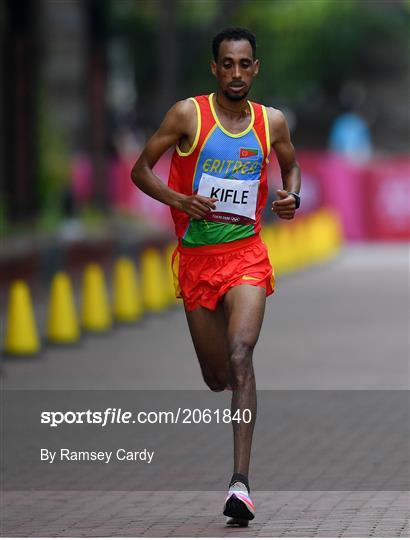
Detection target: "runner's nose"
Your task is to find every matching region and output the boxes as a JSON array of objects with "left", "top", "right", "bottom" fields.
[{"left": 232, "top": 64, "right": 242, "bottom": 79}]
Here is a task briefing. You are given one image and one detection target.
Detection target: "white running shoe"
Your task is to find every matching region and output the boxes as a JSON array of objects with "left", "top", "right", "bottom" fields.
[{"left": 223, "top": 481, "right": 255, "bottom": 525}]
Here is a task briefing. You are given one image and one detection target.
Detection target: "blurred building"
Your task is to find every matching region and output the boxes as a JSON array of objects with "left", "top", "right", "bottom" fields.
[
  {"left": 1, "top": 0, "right": 109, "bottom": 224},
  {"left": 1, "top": 0, "right": 409, "bottom": 228}
]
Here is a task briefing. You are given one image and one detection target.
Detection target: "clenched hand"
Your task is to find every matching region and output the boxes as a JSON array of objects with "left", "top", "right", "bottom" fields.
[
  {"left": 271, "top": 189, "right": 296, "bottom": 220},
  {"left": 179, "top": 195, "right": 218, "bottom": 220}
]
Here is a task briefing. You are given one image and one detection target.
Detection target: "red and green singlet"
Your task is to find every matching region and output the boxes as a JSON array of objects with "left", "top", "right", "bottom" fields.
[{"left": 168, "top": 93, "right": 271, "bottom": 247}]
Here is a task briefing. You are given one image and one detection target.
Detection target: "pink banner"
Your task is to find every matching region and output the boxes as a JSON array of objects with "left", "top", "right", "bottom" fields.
[
  {"left": 363, "top": 158, "right": 410, "bottom": 240},
  {"left": 267, "top": 151, "right": 409, "bottom": 241},
  {"left": 71, "top": 150, "right": 410, "bottom": 241},
  {"left": 108, "top": 152, "right": 174, "bottom": 228}
]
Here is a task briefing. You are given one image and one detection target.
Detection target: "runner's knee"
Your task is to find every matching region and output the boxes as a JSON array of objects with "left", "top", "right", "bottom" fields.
[
  {"left": 197, "top": 355, "right": 229, "bottom": 392},
  {"left": 203, "top": 374, "right": 227, "bottom": 392},
  {"left": 230, "top": 339, "right": 254, "bottom": 367},
  {"left": 229, "top": 340, "right": 255, "bottom": 387}
]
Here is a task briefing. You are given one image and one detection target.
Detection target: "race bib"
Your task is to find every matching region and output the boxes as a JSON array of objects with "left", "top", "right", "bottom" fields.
[{"left": 197, "top": 173, "right": 259, "bottom": 225}]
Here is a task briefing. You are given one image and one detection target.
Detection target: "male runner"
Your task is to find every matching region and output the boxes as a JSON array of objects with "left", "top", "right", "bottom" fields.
[{"left": 131, "top": 27, "right": 301, "bottom": 526}]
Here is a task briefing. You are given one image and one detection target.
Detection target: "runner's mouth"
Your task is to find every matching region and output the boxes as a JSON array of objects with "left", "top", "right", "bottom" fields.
[{"left": 229, "top": 84, "right": 246, "bottom": 90}]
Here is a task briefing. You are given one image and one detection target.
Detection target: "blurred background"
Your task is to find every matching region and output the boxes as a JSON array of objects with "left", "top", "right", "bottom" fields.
[
  {"left": 2, "top": 5, "right": 409, "bottom": 535},
  {"left": 0, "top": 0, "right": 409, "bottom": 373},
  {"left": 1, "top": 0, "right": 409, "bottom": 251}
]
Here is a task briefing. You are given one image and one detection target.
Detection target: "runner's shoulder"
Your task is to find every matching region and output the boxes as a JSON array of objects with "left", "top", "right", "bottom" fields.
[
  {"left": 264, "top": 107, "right": 289, "bottom": 141},
  {"left": 168, "top": 99, "right": 197, "bottom": 122},
  {"left": 264, "top": 106, "right": 287, "bottom": 129},
  {"left": 164, "top": 99, "right": 197, "bottom": 134}
]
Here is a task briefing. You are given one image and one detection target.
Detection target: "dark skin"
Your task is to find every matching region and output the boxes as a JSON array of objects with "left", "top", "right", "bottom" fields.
[{"left": 131, "top": 39, "right": 301, "bottom": 478}]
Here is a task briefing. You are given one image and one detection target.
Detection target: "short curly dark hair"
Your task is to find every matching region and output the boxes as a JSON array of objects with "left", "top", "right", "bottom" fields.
[{"left": 212, "top": 27, "right": 256, "bottom": 61}]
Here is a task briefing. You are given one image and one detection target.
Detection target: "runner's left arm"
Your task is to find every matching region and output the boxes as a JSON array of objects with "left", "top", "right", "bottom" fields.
[{"left": 267, "top": 108, "right": 301, "bottom": 220}]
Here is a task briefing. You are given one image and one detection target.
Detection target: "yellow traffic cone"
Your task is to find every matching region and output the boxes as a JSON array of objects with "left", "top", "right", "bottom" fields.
[
  {"left": 140, "top": 247, "right": 169, "bottom": 312},
  {"left": 46, "top": 272, "right": 80, "bottom": 344},
  {"left": 309, "top": 211, "right": 330, "bottom": 263},
  {"left": 81, "top": 263, "right": 112, "bottom": 332},
  {"left": 292, "top": 219, "right": 311, "bottom": 268},
  {"left": 305, "top": 213, "right": 317, "bottom": 262},
  {"left": 300, "top": 215, "right": 317, "bottom": 267},
  {"left": 261, "top": 224, "right": 276, "bottom": 265},
  {"left": 272, "top": 224, "right": 297, "bottom": 275},
  {"left": 112, "top": 257, "right": 143, "bottom": 323},
  {"left": 323, "top": 209, "right": 344, "bottom": 255},
  {"left": 334, "top": 212, "right": 344, "bottom": 251},
  {"left": 4, "top": 281, "right": 40, "bottom": 356},
  {"left": 164, "top": 243, "right": 180, "bottom": 305}
]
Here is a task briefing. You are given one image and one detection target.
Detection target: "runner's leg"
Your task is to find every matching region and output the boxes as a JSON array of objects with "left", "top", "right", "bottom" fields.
[
  {"left": 184, "top": 301, "right": 231, "bottom": 392},
  {"left": 223, "top": 284, "right": 266, "bottom": 477}
]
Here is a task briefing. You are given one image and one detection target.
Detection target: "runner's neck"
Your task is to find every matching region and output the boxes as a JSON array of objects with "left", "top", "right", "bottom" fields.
[{"left": 214, "top": 92, "right": 250, "bottom": 119}]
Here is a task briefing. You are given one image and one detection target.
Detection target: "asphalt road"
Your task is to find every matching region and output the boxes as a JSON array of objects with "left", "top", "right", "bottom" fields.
[
  {"left": 1, "top": 243, "right": 409, "bottom": 537},
  {"left": 2, "top": 243, "right": 409, "bottom": 390}
]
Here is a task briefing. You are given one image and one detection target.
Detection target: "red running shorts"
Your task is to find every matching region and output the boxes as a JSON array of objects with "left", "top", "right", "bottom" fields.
[{"left": 171, "top": 234, "right": 275, "bottom": 312}]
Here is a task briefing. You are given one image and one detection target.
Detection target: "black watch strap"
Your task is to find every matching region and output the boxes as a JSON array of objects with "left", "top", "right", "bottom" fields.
[{"left": 288, "top": 191, "right": 301, "bottom": 209}]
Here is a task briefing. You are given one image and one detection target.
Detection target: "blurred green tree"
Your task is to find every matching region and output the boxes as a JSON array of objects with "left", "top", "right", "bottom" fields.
[{"left": 110, "top": 0, "right": 409, "bottom": 138}]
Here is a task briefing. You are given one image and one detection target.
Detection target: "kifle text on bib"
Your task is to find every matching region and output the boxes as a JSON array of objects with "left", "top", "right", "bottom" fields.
[{"left": 198, "top": 173, "right": 260, "bottom": 225}]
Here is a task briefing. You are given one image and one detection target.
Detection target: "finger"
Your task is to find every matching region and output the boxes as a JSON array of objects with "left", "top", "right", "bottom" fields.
[
  {"left": 273, "top": 197, "right": 295, "bottom": 207},
  {"left": 272, "top": 206, "right": 295, "bottom": 215},
  {"left": 206, "top": 198, "right": 217, "bottom": 209},
  {"left": 188, "top": 202, "right": 208, "bottom": 219},
  {"left": 196, "top": 196, "right": 217, "bottom": 210},
  {"left": 272, "top": 197, "right": 295, "bottom": 206},
  {"left": 194, "top": 211, "right": 209, "bottom": 219},
  {"left": 196, "top": 195, "right": 217, "bottom": 203},
  {"left": 193, "top": 199, "right": 213, "bottom": 212},
  {"left": 194, "top": 202, "right": 213, "bottom": 218},
  {"left": 192, "top": 210, "right": 208, "bottom": 220},
  {"left": 271, "top": 205, "right": 281, "bottom": 213}
]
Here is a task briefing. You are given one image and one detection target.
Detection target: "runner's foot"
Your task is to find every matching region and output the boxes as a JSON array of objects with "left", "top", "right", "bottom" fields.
[
  {"left": 226, "top": 517, "right": 249, "bottom": 527},
  {"left": 223, "top": 481, "right": 255, "bottom": 523}
]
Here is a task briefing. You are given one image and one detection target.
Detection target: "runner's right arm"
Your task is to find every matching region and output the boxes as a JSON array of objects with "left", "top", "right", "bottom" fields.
[{"left": 131, "top": 100, "right": 217, "bottom": 220}]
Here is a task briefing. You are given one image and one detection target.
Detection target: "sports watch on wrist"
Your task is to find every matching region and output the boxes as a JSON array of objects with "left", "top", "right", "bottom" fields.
[{"left": 288, "top": 191, "right": 301, "bottom": 209}]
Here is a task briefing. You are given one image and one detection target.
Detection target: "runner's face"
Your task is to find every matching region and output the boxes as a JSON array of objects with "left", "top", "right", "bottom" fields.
[{"left": 211, "top": 39, "right": 259, "bottom": 101}]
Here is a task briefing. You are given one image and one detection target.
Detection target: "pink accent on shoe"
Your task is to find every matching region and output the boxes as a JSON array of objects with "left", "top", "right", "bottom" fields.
[{"left": 233, "top": 493, "right": 255, "bottom": 510}]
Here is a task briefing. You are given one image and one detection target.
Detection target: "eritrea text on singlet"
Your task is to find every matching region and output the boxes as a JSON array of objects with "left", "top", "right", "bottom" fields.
[{"left": 168, "top": 93, "right": 271, "bottom": 247}]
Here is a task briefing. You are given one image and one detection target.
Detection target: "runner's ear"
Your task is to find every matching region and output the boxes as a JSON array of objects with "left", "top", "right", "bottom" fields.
[{"left": 253, "top": 59, "right": 260, "bottom": 76}]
